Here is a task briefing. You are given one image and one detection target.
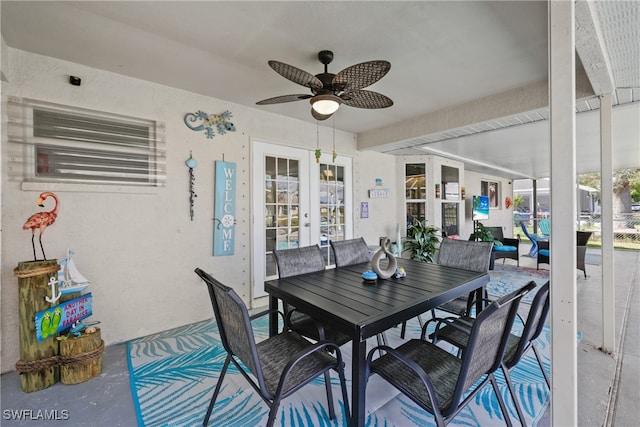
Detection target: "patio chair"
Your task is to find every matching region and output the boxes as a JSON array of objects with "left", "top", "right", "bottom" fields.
[
  {"left": 485, "top": 226, "right": 520, "bottom": 267},
  {"left": 400, "top": 238, "right": 493, "bottom": 338},
  {"left": 576, "top": 231, "right": 593, "bottom": 278},
  {"left": 194, "top": 268, "right": 350, "bottom": 427},
  {"left": 273, "top": 245, "right": 351, "bottom": 346},
  {"left": 538, "top": 231, "right": 592, "bottom": 278},
  {"left": 519, "top": 220, "right": 548, "bottom": 257},
  {"left": 330, "top": 237, "right": 388, "bottom": 347},
  {"left": 330, "top": 237, "right": 371, "bottom": 267},
  {"left": 538, "top": 219, "right": 551, "bottom": 237},
  {"left": 365, "top": 281, "right": 533, "bottom": 427},
  {"left": 429, "top": 281, "right": 547, "bottom": 427}
]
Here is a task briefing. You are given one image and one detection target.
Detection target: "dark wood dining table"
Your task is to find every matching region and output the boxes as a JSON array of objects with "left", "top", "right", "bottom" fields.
[{"left": 264, "top": 258, "right": 489, "bottom": 427}]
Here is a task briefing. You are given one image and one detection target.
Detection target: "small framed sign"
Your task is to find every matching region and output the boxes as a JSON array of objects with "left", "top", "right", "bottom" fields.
[{"left": 361, "top": 202, "right": 369, "bottom": 218}]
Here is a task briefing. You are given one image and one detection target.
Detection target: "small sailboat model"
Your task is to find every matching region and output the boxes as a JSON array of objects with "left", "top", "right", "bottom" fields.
[{"left": 58, "top": 249, "right": 90, "bottom": 295}]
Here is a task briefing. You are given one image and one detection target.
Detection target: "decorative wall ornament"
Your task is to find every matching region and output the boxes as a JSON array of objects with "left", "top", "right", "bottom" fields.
[
  {"left": 23, "top": 192, "right": 59, "bottom": 261},
  {"left": 505, "top": 196, "right": 513, "bottom": 209},
  {"left": 184, "top": 110, "right": 236, "bottom": 139},
  {"left": 332, "top": 116, "right": 337, "bottom": 162},
  {"left": 186, "top": 152, "right": 198, "bottom": 221},
  {"left": 213, "top": 161, "right": 237, "bottom": 256},
  {"left": 35, "top": 293, "right": 93, "bottom": 341},
  {"left": 371, "top": 238, "right": 398, "bottom": 279},
  {"left": 368, "top": 178, "right": 390, "bottom": 198},
  {"left": 315, "top": 120, "right": 321, "bottom": 163}
]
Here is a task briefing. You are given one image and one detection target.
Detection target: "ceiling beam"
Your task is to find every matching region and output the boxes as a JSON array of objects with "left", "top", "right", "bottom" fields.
[
  {"left": 357, "top": 79, "right": 549, "bottom": 151},
  {"left": 575, "top": 0, "right": 615, "bottom": 95}
]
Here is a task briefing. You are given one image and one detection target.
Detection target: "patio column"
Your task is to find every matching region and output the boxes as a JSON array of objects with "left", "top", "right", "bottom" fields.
[
  {"left": 549, "top": 1, "right": 578, "bottom": 426},
  {"left": 600, "top": 92, "right": 615, "bottom": 352}
]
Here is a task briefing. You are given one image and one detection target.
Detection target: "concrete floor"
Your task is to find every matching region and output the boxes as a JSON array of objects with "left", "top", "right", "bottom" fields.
[{"left": 1, "top": 246, "right": 638, "bottom": 426}]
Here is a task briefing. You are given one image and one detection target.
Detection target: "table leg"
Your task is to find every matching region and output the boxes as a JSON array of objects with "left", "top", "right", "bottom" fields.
[
  {"left": 350, "top": 338, "right": 367, "bottom": 427},
  {"left": 268, "top": 295, "right": 278, "bottom": 337}
]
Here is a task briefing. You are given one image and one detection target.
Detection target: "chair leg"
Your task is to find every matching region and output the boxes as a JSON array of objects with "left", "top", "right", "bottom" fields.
[
  {"left": 204, "top": 354, "right": 231, "bottom": 426},
  {"left": 532, "top": 344, "right": 551, "bottom": 388},
  {"left": 337, "top": 363, "right": 351, "bottom": 421},
  {"left": 502, "top": 365, "right": 527, "bottom": 427},
  {"left": 323, "top": 371, "right": 336, "bottom": 419},
  {"left": 489, "top": 373, "right": 513, "bottom": 427},
  {"left": 266, "top": 396, "right": 282, "bottom": 427}
]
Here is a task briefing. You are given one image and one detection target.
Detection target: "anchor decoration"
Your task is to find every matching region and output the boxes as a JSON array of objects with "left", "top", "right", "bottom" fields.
[
  {"left": 184, "top": 110, "right": 236, "bottom": 139},
  {"left": 45, "top": 275, "right": 62, "bottom": 304}
]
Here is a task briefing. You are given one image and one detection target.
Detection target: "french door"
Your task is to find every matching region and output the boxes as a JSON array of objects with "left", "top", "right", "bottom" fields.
[{"left": 252, "top": 141, "right": 352, "bottom": 299}]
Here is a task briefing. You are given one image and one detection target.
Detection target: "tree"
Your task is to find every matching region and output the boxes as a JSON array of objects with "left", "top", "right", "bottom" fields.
[
  {"left": 513, "top": 193, "right": 525, "bottom": 210},
  {"left": 580, "top": 169, "right": 640, "bottom": 229}
]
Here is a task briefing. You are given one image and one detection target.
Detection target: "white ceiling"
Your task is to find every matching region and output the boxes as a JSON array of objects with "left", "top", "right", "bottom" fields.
[{"left": 2, "top": 1, "right": 638, "bottom": 179}]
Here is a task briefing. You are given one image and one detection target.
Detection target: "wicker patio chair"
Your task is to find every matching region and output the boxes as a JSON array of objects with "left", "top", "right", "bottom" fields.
[
  {"left": 430, "top": 281, "right": 547, "bottom": 426},
  {"left": 365, "top": 281, "right": 533, "bottom": 427},
  {"left": 485, "top": 226, "right": 520, "bottom": 267},
  {"left": 537, "top": 231, "right": 592, "bottom": 278},
  {"left": 400, "top": 238, "right": 493, "bottom": 339},
  {"left": 194, "top": 268, "right": 350, "bottom": 427},
  {"left": 273, "top": 245, "right": 351, "bottom": 346},
  {"left": 576, "top": 231, "right": 593, "bottom": 277}
]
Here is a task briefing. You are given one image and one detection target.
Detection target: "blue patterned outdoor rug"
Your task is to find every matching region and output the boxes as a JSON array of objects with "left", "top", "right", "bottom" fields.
[
  {"left": 488, "top": 264, "right": 550, "bottom": 304},
  {"left": 128, "top": 269, "right": 555, "bottom": 427}
]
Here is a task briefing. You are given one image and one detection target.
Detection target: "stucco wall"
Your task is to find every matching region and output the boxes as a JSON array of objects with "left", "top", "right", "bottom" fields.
[
  {"left": 0, "top": 47, "right": 511, "bottom": 373},
  {"left": 463, "top": 170, "right": 515, "bottom": 238},
  {"left": 353, "top": 150, "right": 400, "bottom": 246},
  {"left": 0, "top": 48, "right": 360, "bottom": 372}
]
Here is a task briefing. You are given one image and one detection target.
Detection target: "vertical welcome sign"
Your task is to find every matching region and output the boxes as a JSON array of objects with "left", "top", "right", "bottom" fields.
[{"left": 213, "top": 161, "right": 236, "bottom": 256}]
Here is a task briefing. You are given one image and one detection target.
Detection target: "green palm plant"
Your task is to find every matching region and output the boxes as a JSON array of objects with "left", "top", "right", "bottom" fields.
[
  {"left": 403, "top": 220, "right": 441, "bottom": 263},
  {"left": 469, "top": 222, "right": 502, "bottom": 246}
]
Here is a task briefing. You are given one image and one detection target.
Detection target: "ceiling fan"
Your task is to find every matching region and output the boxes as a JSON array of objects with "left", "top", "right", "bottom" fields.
[{"left": 256, "top": 50, "right": 393, "bottom": 120}]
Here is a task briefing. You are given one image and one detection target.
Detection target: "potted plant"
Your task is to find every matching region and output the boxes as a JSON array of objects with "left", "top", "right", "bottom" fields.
[{"left": 403, "top": 220, "right": 440, "bottom": 263}]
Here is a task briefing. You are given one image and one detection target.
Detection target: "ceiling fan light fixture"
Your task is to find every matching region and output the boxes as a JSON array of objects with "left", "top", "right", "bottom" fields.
[{"left": 311, "top": 94, "right": 341, "bottom": 115}]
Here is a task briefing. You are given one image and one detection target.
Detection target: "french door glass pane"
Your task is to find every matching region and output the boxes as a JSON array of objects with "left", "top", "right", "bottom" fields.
[
  {"left": 265, "top": 156, "right": 301, "bottom": 277},
  {"left": 406, "top": 202, "right": 426, "bottom": 230},
  {"left": 405, "top": 163, "right": 426, "bottom": 199},
  {"left": 319, "top": 162, "right": 345, "bottom": 265}
]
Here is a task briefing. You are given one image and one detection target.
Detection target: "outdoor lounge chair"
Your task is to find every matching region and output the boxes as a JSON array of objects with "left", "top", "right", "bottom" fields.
[
  {"left": 539, "top": 219, "right": 551, "bottom": 237},
  {"left": 429, "top": 281, "right": 547, "bottom": 427},
  {"left": 194, "top": 268, "right": 350, "bottom": 427},
  {"left": 519, "top": 220, "right": 548, "bottom": 257},
  {"left": 538, "top": 231, "right": 592, "bottom": 278},
  {"left": 365, "top": 281, "right": 533, "bottom": 427},
  {"left": 273, "top": 245, "right": 351, "bottom": 346},
  {"left": 485, "top": 226, "right": 520, "bottom": 267}
]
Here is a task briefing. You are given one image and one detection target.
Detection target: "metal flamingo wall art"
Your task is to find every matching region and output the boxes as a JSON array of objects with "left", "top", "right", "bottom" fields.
[{"left": 23, "top": 192, "right": 59, "bottom": 261}]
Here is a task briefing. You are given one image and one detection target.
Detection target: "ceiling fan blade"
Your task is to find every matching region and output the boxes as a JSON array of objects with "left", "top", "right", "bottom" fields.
[
  {"left": 332, "top": 60, "right": 391, "bottom": 91},
  {"left": 311, "top": 108, "right": 332, "bottom": 121},
  {"left": 340, "top": 90, "right": 394, "bottom": 109},
  {"left": 268, "top": 60, "right": 323, "bottom": 90},
  {"left": 256, "top": 94, "right": 312, "bottom": 105}
]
